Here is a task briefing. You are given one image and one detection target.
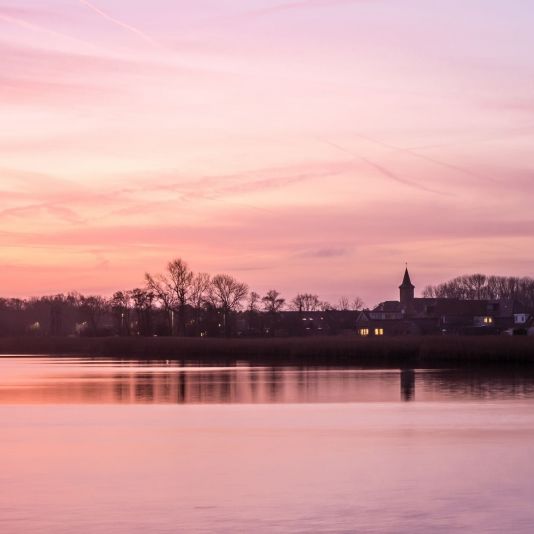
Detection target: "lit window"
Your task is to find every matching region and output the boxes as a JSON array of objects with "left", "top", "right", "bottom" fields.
[
  {"left": 483, "top": 317, "right": 493, "bottom": 324},
  {"left": 374, "top": 328, "right": 384, "bottom": 336},
  {"left": 359, "top": 328, "right": 369, "bottom": 336}
]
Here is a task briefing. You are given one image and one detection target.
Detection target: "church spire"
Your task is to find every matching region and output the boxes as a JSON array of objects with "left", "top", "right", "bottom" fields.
[
  {"left": 400, "top": 266, "right": 414, "bottom": 289},
  {"left": 399, "top": 265, "right": 415, "bottom": 313}
]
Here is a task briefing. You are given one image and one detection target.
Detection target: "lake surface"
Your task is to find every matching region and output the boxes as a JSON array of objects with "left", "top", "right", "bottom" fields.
[{"left": 1, "top": 357, "right": 534, "bottom": 533}]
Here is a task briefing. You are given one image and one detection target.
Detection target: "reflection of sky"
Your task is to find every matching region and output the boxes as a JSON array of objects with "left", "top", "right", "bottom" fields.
[
  {"left": 3, "top": 401, "right": 534, "bottom": 532},
  {"left": 2, "top": 1, "right": 534, "bottom": 303},
  {"left": 2, "top": 358, "right": 534, "bottom": 404}
]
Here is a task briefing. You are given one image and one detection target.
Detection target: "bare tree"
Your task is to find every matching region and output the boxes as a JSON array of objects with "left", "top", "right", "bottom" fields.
[
  {"left": 190, "top": 272, "right": 211, "bottom": 336},
  {"left": 463, "top": 274, "right": 487, "bottom": 300},
  {"left": 191, "top": 272, "right": 211, "bottom": 309},
  {"left": 145, "top": 273, "right": 174, "bottom": 333},
  {"left": 262, "top": 290, "right": 285, "bottom": 313},
  {"left": 248, "top": 291, "right": 261, "bottom": 313},
  {"left": 110, "top": 291, "right": 131, "bottom": 336},
  {"left": 423, "top": 274, "right": 534, "bottom": 308},
  {"left": 209, "top": 274, "right": 248, "bottom": 336},
  {"left": 77, "top": 295, "right": 108, "bottom": 336},
  {"left": 262, "top": 290, "right": 285, "bottom": 336},
  {"left": 167, "top": 259, "right": 194, "bottom": 335},
  {"left": 49, "top": 294, "right": 69, "bottom": 336},
  {"left": 291, "top": 293, "right": 321, "bottom": 312},
  {"left": 351, "top": 297, "right": 365, "bottom": 311},
  {"left": 338, "top": 296, "right": 350, "bottom": 311},
  {"left": 131, "top": 288, "right": 154, "bottom": 336},
  {"left": 145, "top": 258, "right": 193, "bottom": 335},
  {"left": 245, "top": 291, "right": 262, "bottom": 335},
  {"left": 422, "top": 285, "right": 436, "bottom": 298}
]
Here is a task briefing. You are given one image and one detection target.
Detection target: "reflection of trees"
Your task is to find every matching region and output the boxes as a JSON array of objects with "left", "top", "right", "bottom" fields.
[
  {"left": 5, "top": 364, "right": 534, "bottom": 405},
  {"left": 268, "top": 368, "right": 283, "bottom": 401},
  {"left": 113, "top": 373, "right": 130, "bottom": 401},
  {"left": 0, "top": 367, "right": 382, "bottom": 404},
  {"left": 420, "top": 370, "right": 534, "bottom": 400},
  {"left": 134, "top": 373, "right": 155, "bottom": 401}
]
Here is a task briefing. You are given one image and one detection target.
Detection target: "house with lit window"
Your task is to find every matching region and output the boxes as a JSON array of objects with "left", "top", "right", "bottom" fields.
[{"left": 356, "top": 268, "right": 533, "bottom": 336}]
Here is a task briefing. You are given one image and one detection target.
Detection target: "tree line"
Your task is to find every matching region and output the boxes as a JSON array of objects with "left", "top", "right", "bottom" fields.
[
  {"left": 423, "top": 274, "right": 534, "bottom": 309},
  {"left": 0, "top": 258, "right": 364, "bottom": 338}
]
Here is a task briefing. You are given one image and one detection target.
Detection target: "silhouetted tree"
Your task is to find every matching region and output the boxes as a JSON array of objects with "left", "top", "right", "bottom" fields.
[
  {"left": 262, "top": 290, "right": 285, "bottom": 313},
  {"left": 145, "top": 258, "right": 194, "bottom": 335},
  {"left": 53, "top": 295, "right": 66, "bottom": 336},
  {"left": 131, "top": 288, "right": 155, "bottom": 336},
  {"left": 245, "top": 291, "right": 261, "bottom": 335},
  {"left": 77, "top": 295, "right": 108, "bottom": 336},
  {"left": 190, "top": 272, "right": 211, "bottom": 336},
  {"left": 209, "top": 274, "right": 248, "bottom": 336},
  {"left": 423, "top": 274, "right": 534, "bottom": 310},
  {"left": 291, "top": 293, "right": 321, "bottom": 312},
  {"left": 338, "top": 296, "right": 350, "bottom": 311},
  {"left": 110, "top": 291, "right": 131, "bottom": 336},
  {"left": 262, "top": 290, "right": 285, "bottom": 336},
  {"left": 248, "top": 291, "right": 261, "bottom": 313},
  {"left": 351, "top": 297, "right": 365, "bottom": 311}
]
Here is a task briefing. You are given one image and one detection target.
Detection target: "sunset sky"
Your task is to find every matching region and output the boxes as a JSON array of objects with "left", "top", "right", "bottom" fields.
[{"left": 1, "top": 0, "right": 533, "bottom": 305}]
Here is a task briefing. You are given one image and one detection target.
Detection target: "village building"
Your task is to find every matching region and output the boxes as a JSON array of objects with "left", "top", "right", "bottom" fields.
[{"left": 356, "top": 268, "right": 533, "bottom": 336}]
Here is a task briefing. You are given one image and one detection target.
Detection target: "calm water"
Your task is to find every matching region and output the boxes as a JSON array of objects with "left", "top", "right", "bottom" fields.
[{"left": 1, "top": 358, "right": 534, "bottom": 533}]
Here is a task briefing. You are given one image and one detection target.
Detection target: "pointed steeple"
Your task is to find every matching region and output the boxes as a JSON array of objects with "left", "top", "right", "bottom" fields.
[
  {"left": 400, "top": 266, "right": 414, "bottom": 289},
  {"left": 399, "top": 265, "right": 415, "bottom": 313}
]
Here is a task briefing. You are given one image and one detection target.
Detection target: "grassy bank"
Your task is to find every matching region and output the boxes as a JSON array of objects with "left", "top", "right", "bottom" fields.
[{"left": 1, "top": 335, "right": 534, "bottom": 366}]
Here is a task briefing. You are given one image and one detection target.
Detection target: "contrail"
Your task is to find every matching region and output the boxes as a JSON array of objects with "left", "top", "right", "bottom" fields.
[
  {"left": 360, "top": 157, "right": 451, "bottom": 196},
  {"left": 79, "top": 0, "right": 158, "bottom": 46},
  {"left": 318, "top": 137, "right": 452, "bottom": 196},
  {"left": 247, "top": 0, "right": 375, "bottom": 16},
  {"left": 351, "top": 132, "right": 498, "bottom": 184},
  {"left": 0, "top": 12, "right": 88, "bottom": 45}
]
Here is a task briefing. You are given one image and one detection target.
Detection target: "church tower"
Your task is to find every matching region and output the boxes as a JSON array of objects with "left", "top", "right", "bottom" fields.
[{"left": 399, "top": 266, "right": 415, "bottom": 314}]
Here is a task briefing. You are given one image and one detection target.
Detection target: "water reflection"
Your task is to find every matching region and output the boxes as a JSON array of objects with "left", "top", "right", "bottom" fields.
[
  {"left": 400, "top": 368, "right": 416, "bottom": 402},
  {"left": 1, "top": 358, "right": 534, "bottom": 404}
]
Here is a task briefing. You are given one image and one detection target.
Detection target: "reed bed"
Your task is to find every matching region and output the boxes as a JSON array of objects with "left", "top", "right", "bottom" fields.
[{"left": 1, "top": 335, "right": 534, "bottom": 367}]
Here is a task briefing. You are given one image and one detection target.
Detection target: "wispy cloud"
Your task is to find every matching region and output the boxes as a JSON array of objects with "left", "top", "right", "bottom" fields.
[
  {"left": 0, "top": 6, "right": 44, "bottom": 18},
  {"left": 297, "top": 247, "right": 348, "bottom": 258},
  {"left": 0, "top": 200, "right": 82, "bottom": 224},
  {"left": 0, "top": 75, "right": 116, "bottom": 106},
  {"left": 78, "top": 0, "right": 158, "bottom": 46},
  {"left": 247, "top": 0, "right": 376, "bottom": 16},
  {"left": 0, "top": 41, "right": 199, "bottom": 83},
  {"left": 101, "top": 160, "right": 356, "bottom": 220},
  {"left": 7, "top": 202, "right": 533, "bottom": 250},
  {"left": 1, "top": 159, "right": 354, "bottom": 227}
]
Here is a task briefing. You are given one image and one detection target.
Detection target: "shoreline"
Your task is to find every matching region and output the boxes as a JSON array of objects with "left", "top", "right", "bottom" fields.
[{"left": 1, "top": 336, "right": 534, "bottom": 366}]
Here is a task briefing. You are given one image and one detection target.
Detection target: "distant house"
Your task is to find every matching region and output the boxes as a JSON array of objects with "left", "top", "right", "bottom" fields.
[
  {"left": 356, "top": 268, "right": 533, "bottom": 336},
  {"left": 238, "top": 309, "right": 360, "bottom": 337}
]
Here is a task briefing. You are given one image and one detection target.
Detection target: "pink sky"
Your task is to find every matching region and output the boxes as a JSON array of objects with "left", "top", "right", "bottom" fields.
[{"left": 1, "top": 0, "right": 533, "bottom": 306}]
